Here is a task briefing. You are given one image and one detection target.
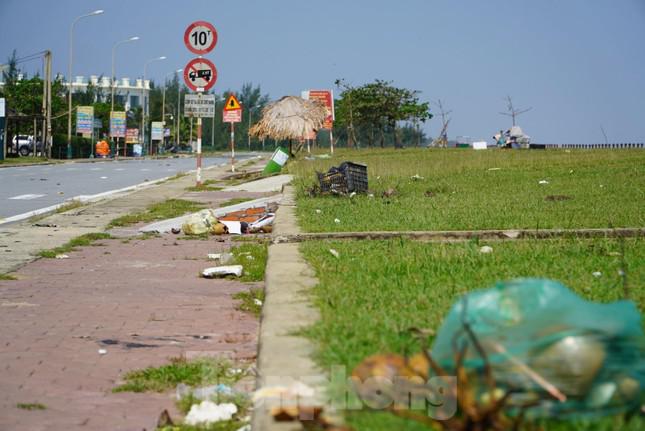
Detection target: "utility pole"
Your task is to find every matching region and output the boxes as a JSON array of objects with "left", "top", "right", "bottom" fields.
[
  {"left": 499, "top": 95, "right": 531, "bottom": 126},
  {"left": 43, "top": 50, "right": 52, "bottom": 158}
]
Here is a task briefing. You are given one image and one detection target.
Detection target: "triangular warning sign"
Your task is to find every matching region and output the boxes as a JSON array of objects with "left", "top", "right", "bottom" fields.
[{"left": 224, "top": 94, "right": 241, "bottom": 111}]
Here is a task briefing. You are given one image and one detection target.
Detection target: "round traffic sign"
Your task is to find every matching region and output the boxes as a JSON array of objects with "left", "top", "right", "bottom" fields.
[
  {"left": 184, "top": 58, "right": 218, "bottom": 91},
  {"left": 184, "top": 21, "right": 218, "bottom": 55}
]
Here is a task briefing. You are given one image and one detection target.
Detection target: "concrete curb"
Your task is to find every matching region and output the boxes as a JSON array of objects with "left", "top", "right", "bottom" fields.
[
  {"left": 271, "top": 227, "right": 645, "bottom": 243},
  {"left": 252, "top": 186, "right": 326, "bottom": 430}
]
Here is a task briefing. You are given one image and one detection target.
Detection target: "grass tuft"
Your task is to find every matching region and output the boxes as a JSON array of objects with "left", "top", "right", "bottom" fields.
[
  {"left": 16, "top": 402, "right": 46, "bottom": 410},
  {"left": 185, "top": 179, "right": 223, "bottom": 192},
  {"left": 0, "top": 273, "right": 17, "bottom": 281},
  {"left": 230, "top": 242, "right": 268, "bottom": 282},
  {"left": 232, "top": 288, "right": 265, "bottom": 317},
  {"left": 38, "top": 232, "right": 112, "bottom": 258},
  {"left": 113, "top": 357, "right": 240, "bottom": 393},
  {"left": 107, "top": 199, "right": 205, "bottom": 228}
]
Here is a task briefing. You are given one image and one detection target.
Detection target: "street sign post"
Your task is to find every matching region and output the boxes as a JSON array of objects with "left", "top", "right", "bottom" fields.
[
  {"left": 184, "top": 21, "right": 218, "bottom": 55},
  {"left": 76, "top": 106, "right": 94, "bottom": 137},
  {"left": 0, "top": 98, "right": 5, "bottom": 161},
  {"left": 223, "top": 94, "right": 242, "bottom": 172},
  {"left": 183, "top": 20, "right": 218, "bottom": 186},
  {"left": 110, "top": 111, "right": 126, "bottom": 157},
  {"left": 302, "top": 89, "right": 335, "bottom": 154},
  {"left": 183, "top": 58, "right": 217, "bottom": 92},
  {"left": 184, "top": 94, "right": 215, "bottom": 117}
]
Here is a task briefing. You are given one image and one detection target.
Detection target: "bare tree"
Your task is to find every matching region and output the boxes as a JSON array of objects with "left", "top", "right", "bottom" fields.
[
  {"left": 499, "top": 95, "right": 531, "bottom": 126},
  {"left": 431, "top": 99, "right": 452, "bottom": 147}
]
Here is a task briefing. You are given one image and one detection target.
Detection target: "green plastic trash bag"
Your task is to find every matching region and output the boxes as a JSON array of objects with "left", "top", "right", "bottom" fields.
[{"left": 430, "top": 278, "right": 645, "bottom": 418}]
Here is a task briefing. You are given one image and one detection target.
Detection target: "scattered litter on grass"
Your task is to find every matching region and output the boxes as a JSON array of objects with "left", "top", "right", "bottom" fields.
[
  {"left": 569, "top": 170, "right": 575, "bottom": 174},
  {"left": 184, "top": 401, "right": 237, "bottom": 425},
  {"left": 488, "top": 167, "right": 501, "bottom": 171},
  {"left": 98, "top": 349, "right": 107, "bottom": 355},
  {"left": 503, "top": 230, "right": 521, "bottom": 239},
  {"left": 349, "top": 192, "right": 356, "bottom": 198},
  {"left": 315, "top": 209, "right": 322, "bottom": 214},
  {"left": 538, "top": 179, "right": 549, "bottom": 185},
  {"left": 176, "top": 383, "right": 233, "bottom": 400},
  {"left": 202, "top": 265, "right": 243, "bottom": 278},
  {"left": 600, "top": 184, "right": 605, "bottom": 188},
  {"left": 253, "top": 298, "right": 263, "bottom": 306},
  {"left": 382, "top": 188, "right": 397, "bottom": 198},
  {"left": 368, "top": 193, "right": 374, "bottom": 198},
  {"left": 479, "top": 245, "right": 493, "bottom": 254},
  {"left": 334, "top": 218, "right": 341, "bottom": 224},
  {"left": 329, "top": 249, "right": 340, "bottom": 258},
  {"left": 317, "top": 161, "right": 368, "bottom": 195},
  {"left": 207, "top": 252, "right": 234, "bottom": 264},
  {"left": 351, "top": 278, "right": 645, "bottom": 428},
  {"left": 410, "top": 174, "right": 424, "bottom": 181},
  {"left": 55, "top": 254, "right": 69, "bottom": 259},
  {"left": 592, "top": 271, "right": 602, "bottom": 278}
]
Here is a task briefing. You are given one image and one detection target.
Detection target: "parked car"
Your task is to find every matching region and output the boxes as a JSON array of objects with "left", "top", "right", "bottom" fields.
[{"left": 11, "top": 135, "right": 43, "bottom": 156}]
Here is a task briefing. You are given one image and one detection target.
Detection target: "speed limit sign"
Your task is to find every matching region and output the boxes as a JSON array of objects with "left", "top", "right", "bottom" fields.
[{"left": 184, "top": 21, "right": 218, "bottom": 55}]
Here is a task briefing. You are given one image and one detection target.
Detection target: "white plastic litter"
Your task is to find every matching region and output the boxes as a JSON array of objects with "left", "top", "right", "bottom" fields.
[
  {"left": 592, "top": 271, "right": 602, "bottom": 278},
  {"left": 334, "top": 218, "right": 341, "bottom": 224},
  {"left": 55, "top": 254, "right": 69, "bottom": 259},
  {"left": 220, "top": 220, "right": 242, "bottom": 235},
  {"left": 202, "top": 265, "right": 244, "bottom": 278},
  {"left": 479, "top": 246, "right": 494, "bottom": 254},
  {"left": 184, "top": 401, "right": 237, "bottom": 425},
  {"left": 329, "top": 249, "right": 340, "bottom": 258},
  {"left": 207, "top": 252, "right": 233, "bottom": 264},
  {"left": 538, "top": 180, "right": 549, "bottom": 185},
  {"left": 249, "top": 213, "right": 275, "bottom": 230},
  {"left": 254, "top": 298, "right": 263, "bottom": 306},
  {"left": 98, "top": 349, "right": 107, "bottom": 355},
  {"left": 411, "top": 174, "right": 425, "bottom": 181},
  {"left": 315, "top": 209, "right": 322, "bottom": 214}
]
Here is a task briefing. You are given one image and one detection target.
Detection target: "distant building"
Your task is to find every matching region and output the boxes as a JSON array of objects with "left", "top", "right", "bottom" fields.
[{"left": 0, "top": 74, "right": 150, "bottom": 111}]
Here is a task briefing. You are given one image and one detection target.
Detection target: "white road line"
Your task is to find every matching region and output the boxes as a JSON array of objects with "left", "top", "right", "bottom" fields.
[
  {"left": 9, "top": 194, "right": 45, "bottom": 200},
  {"left": 115, "top": 168, "right": 125, "bottom": 171}
]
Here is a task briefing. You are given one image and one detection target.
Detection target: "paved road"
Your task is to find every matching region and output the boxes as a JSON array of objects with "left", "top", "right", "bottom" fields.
[{"left": 0, "top": 156, "right": 251, "bottom": 219}]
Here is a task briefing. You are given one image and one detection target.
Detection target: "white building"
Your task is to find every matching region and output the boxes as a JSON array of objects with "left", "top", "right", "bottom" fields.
[{"left": 62, "top": 75, "right": 150, "bottom": 110}]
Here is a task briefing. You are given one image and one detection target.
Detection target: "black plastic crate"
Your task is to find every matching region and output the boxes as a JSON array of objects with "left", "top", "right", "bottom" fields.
[{"left": 317, "top": 161, "right": 368, "bottom": 194}]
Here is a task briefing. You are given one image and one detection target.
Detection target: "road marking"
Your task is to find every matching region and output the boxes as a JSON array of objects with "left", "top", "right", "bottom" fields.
[
  {"left": 115, "top": 168, "right": 125, "bottom": 171},
  {"left": 140, "top": 168, "right": 151, "bottom": 171},
  {"left": 100, "top": 176, "right": 108, "bottom": 179},
  {"left": 9, "top": 194, "right": 45, "bottom": 200}
]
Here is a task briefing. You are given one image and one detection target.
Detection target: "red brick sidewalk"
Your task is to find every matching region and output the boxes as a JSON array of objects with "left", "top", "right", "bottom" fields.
[{"left": 0, "top": 235, "right": 259, "bottom": 431}]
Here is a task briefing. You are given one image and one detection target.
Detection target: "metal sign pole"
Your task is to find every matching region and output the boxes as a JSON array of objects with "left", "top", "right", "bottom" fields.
[
  {"left": 230, "top": 122, "right": 235, "bottom": 172},
  {"left": 196, "top": 93, "right": 203, "bottom": 186}
]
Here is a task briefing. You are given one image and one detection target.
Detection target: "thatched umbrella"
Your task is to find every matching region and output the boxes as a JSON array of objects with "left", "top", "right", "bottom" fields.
[{"left": 250, "top": 96, "right": 327, "bottom": 156}]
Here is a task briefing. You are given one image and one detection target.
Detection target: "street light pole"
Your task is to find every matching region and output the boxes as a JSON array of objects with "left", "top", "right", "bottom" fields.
[
  {"left": 212, "top": 96, "right": 224, "bottom": 150},
  {"left": 141, "top": 56, "right": 166, "bottom": 155},
  {"left": 162, "top": 68, "right": 181, "bottom": 153},
  {"left": 110, "top": 36, "right": 139, "bottom": 157},
  {"left": 67, "top": 9, "right": 104, "bottom": 159}
]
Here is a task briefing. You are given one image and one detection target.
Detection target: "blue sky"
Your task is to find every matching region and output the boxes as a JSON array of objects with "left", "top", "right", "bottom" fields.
[{"left": 1, "top": 0, "right": 644, "bottom": 144}]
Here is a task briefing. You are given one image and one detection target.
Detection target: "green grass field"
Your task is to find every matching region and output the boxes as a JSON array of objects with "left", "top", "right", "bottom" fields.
[
  {"left": 301, "top": 237, "right": 644, "bottom": 430},
  {"left": 290, "top": 148, "right": 645, "bottom": 232}
]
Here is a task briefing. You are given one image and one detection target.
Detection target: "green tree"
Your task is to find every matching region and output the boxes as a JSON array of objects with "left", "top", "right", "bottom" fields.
[{"left": 333, "top": 79, "right": 432, "bottom": 148}]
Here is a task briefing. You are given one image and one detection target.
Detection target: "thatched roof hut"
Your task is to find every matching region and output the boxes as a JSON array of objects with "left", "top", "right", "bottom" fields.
[{"left": 250, "top": 96, "right": 326, "bottom": 155}]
